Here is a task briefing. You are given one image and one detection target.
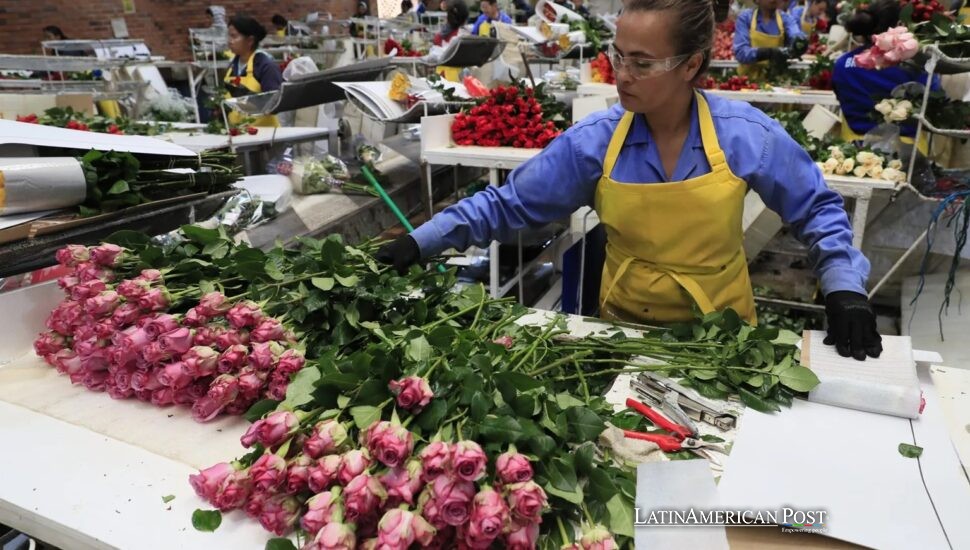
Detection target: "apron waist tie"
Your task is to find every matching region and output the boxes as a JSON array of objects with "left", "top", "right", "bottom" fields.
[{"left": 601, "top": 253, "right": 719, "bottom": 315}]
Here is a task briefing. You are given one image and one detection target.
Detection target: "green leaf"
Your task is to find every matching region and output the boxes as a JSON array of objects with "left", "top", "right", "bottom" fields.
[
  {"left": 264, "top": 260, "right": 286, "bottom": 281},
  {"left": 106, "top": 179, "right": 130, "bottom": 195},
  {"left": 574, "top": 442, "right": 595, "bottom": 475},
  {"left": 528, "top": 434, "right": 557, "bottom": 458},
  {"left": 191, "top": 509, "right": 222, "bottom": 532},
  {"left": 739, "top": 387, "right": 780, "bottom": 413},
  {"left": 479, "top": 415, "right": 525, "bottom": 443},
  {"left": 606, "top": 494, "right": 635, "bottom": 538},
  {"left": 689, "top": 368, "right": 718, "bottom": 381},
  {"left": 181, "top": 225, "right": 221, "bottom": 245},
  {"left": 470, "top": 392, "right": 491, "bottom": 421},
  {"left": 335, "top": 274, "right": 359, "bottom": 287},
  {"left": 746, "top": 374, "right": 764, "bottom": 387},
  {"left": 406, "top": 336, "right": 432, "bottom": 362},
  {"left": 245, "top": 399, "right": 281, "bottom": 422},
  {"left": 772, "top": 329, "right": 801, "bottom": 346},
  {"left": 337, "top": 395, "right": 350, "bottom": 409},
  {"left": 104, "top": 229, "right": 150, "bottom": 249},
  {"left": 202, "top": 240, "right": 230, "bottom": 260},
  {"left": 554, "top": 392, "right": 585, "bottom": 410},
  {"left": 350, "top": 405, "right": 382, "bottom": 430},
  {"left": 777, "top": 365, "right": 820, "bottom": 392},
  {"left": 699, "top": 434, "right": 725, "bottom": 443},
  {"left": 311, "top": 277, "right": 335, "bottom": 291},
  {"left": 566, "top": 406, "right": 606, "bottom": 442},
  {"left": 162, "top": 494, "right": 175, "bottom": 504},
  {"left": 416, "top": 399, "right": 448, "bottom": 432},
  {"left": 543, "top": 458, "right": 583, "bottom": 504},
  {"left": 587, "top": 466, "right": 618, "bottom": 502},
  {"left": 282, "top": 367, "right": 321, "bottom": 409},
  {"left": 898, "top": 443, "right": 923, "bottom": 459},
  {"left": 265, "top": 538, "right": 297, "bottom": 550}
]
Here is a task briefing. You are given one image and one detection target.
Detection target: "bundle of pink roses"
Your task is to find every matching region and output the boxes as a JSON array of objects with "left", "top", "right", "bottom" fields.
[
  {"left": 33, "top": 243, "right": 305, "bottom": 423},
  {"left": 853, "top": 26, "right": 920, "bottom": 69}
]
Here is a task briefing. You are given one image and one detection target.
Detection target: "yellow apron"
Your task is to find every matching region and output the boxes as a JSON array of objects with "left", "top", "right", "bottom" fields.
[
  {"left": 594, "top": 92, "right": 757, "bottom": 324},
  {"left": 224, "top": 52, "right": 280, "bottom": 127},
  {"left": 478, "top": 21, "right": 493, "bottom": 37},
  {"left": 275, "top": 28, "right": 286, "bottom": 37},
  {"left": 800, "top": 8, "right": 816, "bottom": 35},
  {"left": 738, "top": 9, "right": 785, "bottom": 81},
  {"left": 97, "top": 100, "right": 122, "bottom": 118},
  {"left": 960, "top": 1, "right": 970, "bottom": 20}
]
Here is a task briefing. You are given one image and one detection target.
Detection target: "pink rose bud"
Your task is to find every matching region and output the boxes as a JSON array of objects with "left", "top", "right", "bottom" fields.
[
  {"left": 90, "top": 243, "right": 125, "bottom": 267},
  {"left": 159, "top": 327, "right": 194, "bottom": 356},
  {"left": 506, "top": 521, "right": 540, "bottom": 550},
  {"left": 248, "top": 341, "right": 282, "bottom": 371},
  {"left": 140, "top": 268, "right": 162, "bottom": 281},
  {"left": 113, "top": 326, "right": 152, "bottom": 353},
  {"left": 137, "top": 288, "right": 170, "bottom": 312},
  {"left": 237, "top": 367, "right": 268, "bottom": 400},
  {"left": 343, "top": 473, "right": 388, "bottom": 524},
  {"left": 431, "top": 476, "right": 476, "bottom": 527},
  {"left": 70, "top": 279, "right": 107, "bottom": 302},
  {"left": 257, "top": 493, "right": 302, "bottom": 536},
  {"left": 243, "top": 489, "right": 271, "bottom": 518},
  {"left": 111, "top": 303, "right": 142, "bottom": 328},
  {"left": 380, "top": 459, "right": 424, "bottom": 507},
  {"left": 193, "top": 326, "right": 220, "bottom": 347},
  {"left": 95, "top": 319, "right": 117, "bottom": 339},
  {"left": 492, "top": 335, "right": 514, "bottom": 349},
  {"left": 306, "top": 522, "right": 356, "bottom": 550},
  {"left": 183, "top": 307, "right": 208, "bottom": 327},
  {"left": 158, "top": 361, "right": 194, "bottom": 389},
  {"left": 83, "top": 290, "right": 121, "bottom": 318},
  {"left": 411, "top": 513, "right": 437, "bottom": 547},
  {"left": 52, "top": 349, "right": 83, "bottom": 375},
  {"left": 505, "top": 481, "right": 548, "bottom": 524},
  {"left": 365, "top": 420, "right": 414, "bottom": 469},
  {"left": 266, "top": 371, "right": 290, "bottom": 401},
  {"left": 496, "top": 450, "right": 533, "bottom": 485},
  {"left": 376, "top": 508, "right": 420, "bottom": 549},
  {"left": 309, "top": 454, "right": 343, "bottom": 493},
  {"left": 218, "top": 344, "right": 249, "bottom": 374},
  {"left": 34, "top": 331, "right": 68, "bottom": 357},
  {"left": 56, "top": 244, "right": 90, "bottom": 267},
  {"left": 388, "top": 376, "right": 434, "bottom": 413},
  {"left": 214, "top": 469, "right": 253, "bottom": 511},
  {"left": 249, "top": 453, "right": 288, "bottom": 492},
  {"left": 284, "top": 454, "right": 313, "bottom": 494},
  {"left": 338, "top": 449, "right": 372, "bottom": 485},
  {"left": 417, "top": 486, "right": 445, "bottom": 529},
  {"left": 240, "top": 410, "right": 299, "bottom": 449},
  {"left": 301, "top": 487, "right": 344, "bottom": 535},
  {"left": 578, "top": 524, "right": 617, "bottom": 550},
  {"left": 215, "top": 328, "right": 249, "bottom": 350},
  {"left": 464, "top": 487, "right": 510, "bottom": 549},
  {"left": 144, "top": 314, "right": 180, "bottom": 340},
  {"left": 130, "top": 369, "right": 161, "bottom": 392},
  {"left": 419, "top": 441, "right": 452, "bottom": 482},
  {"left": 140, "top": 341, "right": 171, "bottom": 365},
  {"left": 76, "top": 261, "right": 114, "bottom": 283},
  {"left": 451, "top": 441, "right": 487, "bottom": 482},
  {"left": 191, "top": 374, "right": 239, "bottom": 422},
  {"left": 275, "top": 349, "right": 305, "bottom": 376},
  {"left": 251, "top": 318, "right": 286, "bottom": 343},
  {"left": 226, "top": 301, "right": 264, "bottom": 329},
  {"left": 182, "top": 346, "right": 219, "bottom": 377},
  {"left": 190, "top": 462, "right": 234, "bottom": 501},
  {"left": 117, "top": 278, "right": 150, "bottom": 300},
  {"left": 57, "top": 275, "right": 80, "bottom": 292},
  {"left": 304, "top": 420, "right": 351, "bottom": 458},
  {"left": 150, "top": 387, "right": 176, "bottom": 406},
  {"left": 197, "top": 292, "right": 232, "bottom": 317}
]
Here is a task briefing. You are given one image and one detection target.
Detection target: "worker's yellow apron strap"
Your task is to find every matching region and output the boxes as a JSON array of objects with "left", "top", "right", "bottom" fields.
[
  {"left": 97, "top": 100, "right": 122, "bottom": 118},
  {"left": 800, "top": 8, "right": 815, "bottom": 35},
  {"left": 224, "top": 51, "right": 280, "bottom": 127},
  {"left": 738, "top": 9, "right": 785, "bottom": 81}
]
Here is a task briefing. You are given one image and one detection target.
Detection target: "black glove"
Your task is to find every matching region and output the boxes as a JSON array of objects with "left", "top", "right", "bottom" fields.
[
  {"left": 823, "top": 291, "right": 883, "bottom": 361},
  {"left": 376, "top": 235, "right": 421, "bottom": 275},
  {"left": 755, "top": 47, "right": 784, "bottom": 62},
  {"left": 789, "top": 37, "right": 809, "bottom": 59}
]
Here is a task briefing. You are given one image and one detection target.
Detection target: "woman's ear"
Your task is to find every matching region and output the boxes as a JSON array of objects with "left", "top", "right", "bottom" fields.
[{"left": 683, "top": 52, "right": 705, "bottom": 82}]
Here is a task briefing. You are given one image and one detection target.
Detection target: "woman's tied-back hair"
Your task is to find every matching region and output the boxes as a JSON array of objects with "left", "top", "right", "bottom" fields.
[{"left": 622, "top": 0, "right": 717, "bottom": 80}]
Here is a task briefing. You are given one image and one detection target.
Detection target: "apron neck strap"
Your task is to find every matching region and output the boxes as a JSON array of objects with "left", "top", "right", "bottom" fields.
[
  {"left": 603, "top": 111, "right": 635, "bottom": 179},
  {"left": 695, "top": 91, "right": 727, "bottom": 171},
  {"left": 750, "top": 9, "right": 758, "bottom": 34},
  {"left": 751, "top": 9, "right": 785, "bottom": 40}
]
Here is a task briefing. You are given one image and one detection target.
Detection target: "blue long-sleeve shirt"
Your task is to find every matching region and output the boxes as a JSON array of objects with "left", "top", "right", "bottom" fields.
[
  {"left": 411, "top": 92, "right": 869, "bottom": 296},
  {"left": 470, "top": 12, "right": 512, "bottom": 35},
  {"left": 733, "top": 8, "right": 806, "bottom": 63}
]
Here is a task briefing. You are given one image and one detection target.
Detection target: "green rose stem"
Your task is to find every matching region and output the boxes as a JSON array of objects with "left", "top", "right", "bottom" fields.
[
  {"left": 574, "top": 360, "right": 591, "bottom": 403},
  {"left": 553, "top": 363, "right": 775, "bottom": 382},
  {"left": 556, "top": 516, "right": 572, "bottom": 544},
  {"left": 526, "top": 350, "right": 593, "bottom": 378}
]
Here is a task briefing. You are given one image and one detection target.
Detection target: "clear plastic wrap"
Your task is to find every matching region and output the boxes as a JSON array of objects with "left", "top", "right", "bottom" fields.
[
  {"left": 0, "top": 158, "right": 87, "bottom": 216},
  {"left": 289, "top": 155, "right": 351, "bottom": 195}
]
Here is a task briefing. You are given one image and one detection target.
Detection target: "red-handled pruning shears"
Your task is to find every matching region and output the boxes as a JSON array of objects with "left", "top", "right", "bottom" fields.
[{"left": 623, "top": 397, "right": 725, "bottom": 460}]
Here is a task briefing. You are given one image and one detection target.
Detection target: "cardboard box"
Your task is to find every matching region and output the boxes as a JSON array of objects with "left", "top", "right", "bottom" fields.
[{"left": 0, "top": 93, "right": 95, "bottom": 120}]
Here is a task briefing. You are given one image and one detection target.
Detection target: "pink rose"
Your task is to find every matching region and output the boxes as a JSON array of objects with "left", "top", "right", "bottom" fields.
[
  {"left": 492, "top": 335, "right": 514, "bottom": 349},
  {"left": 266, "top": 371, "right": 290, "bottom": 401},
  {"left": 241, "top": 410, "right": 299, "bottom": 449},
  {"left": 464, "top": 487, "right": 509, "bottom": 549},
  {"left": 130, "top": 369, "right": 162, "bottom": 392},
  {"left": 257, "top": 494, "right": 301, "bottom": 536},
  {"left": 70, "top": 279, "right": 106, "bottom": 302},
  {"left": 304, "top": 420, "right": 350, "bottom": 458},
  {"left": 343, "top": 473, "right": 388, "bottom": 524},
  {"left": 158, "top": 361, "right": 193, "bottom": 389},
  {"left": 431, "top": 476, "right": 476, "bottom": 527},
  {"left": 45, "top": 300, "right": 82, "bottom": 335},
  {"left": 226, "top": 301, "right": 263, "bottom": 329},
  {"left": 275, "top": 349, "right": 305, "bottom": 376},
  {"left": 338, "top": 449, "right": 372, "bottom": 485},
  {"left": 159, "top": 327, "right": 194, "bottom": 356},
  {"left": 83, "top": 290, "right": 120, "bottom": 317},
  {"left": 34, "top": 331, "right": 68, "bottom": 357},
  {"left": 57, "top": 275, "right": 79, "bottom": 292},
  {"left": 191, "top": 374, "right": 239, "bottom": 422},
  {"left": 376, "top": 508, "right": 420, "bottom": 549},
  {"left": 197, "top": 292, "right": 231, "bottom": 317},
  {"left": 251, "top": 318, "right": 286, "bottom": 343},
  {"left": 213, "top": 469, "right": 252, "bottom": 511},
  {"left": 451, "top": 441, "right": 487, "bottom": 482},
  {"left": 144, "top": 314, "right": 180, "bottom": 340},
  {"left": 249, "top": 453, "right": 288, "bottom": 492},
  {"left": 76, "top": 262, "right": 114, "bottom": 283},
  {"left": 137, "top": 288, "right": 170, "bottom": 312},
  {"left": 237, "top": 367, "right": 268, "bottom": 400},
  {"left": 193, "top": 326, "right": 220, "bottom": 347},
  {"left": 853, "top": 49, "right": 878, "bottom": 69},
  {"left": 183, "top": 308, "right": 208, "bottom": 327},
  {"left": 150, "top": 387, "right": 176, "bottom": 406},
  {"left": 388, "top": 376, "right": 433, "bottom": 413},
  {"left": 52, "top": 349, "right": 83, "bottom": 375},
  {"left": 94, "top": 319, "right": 116, "bottom": 339},
  {"left": 244, "top": 489, "right": 271, "bottom": 518},
  {"left": 181, "top": 346, "right": 219, "bottom": 377},
  {"left": 419, "top": 441, "right": 452, "bottom": 482},
  {"left": 248, "top": 341, "right": 282, "bottom": 371},
  {"left": 505, "top": 481, "right": 548, "bottom": 524},
  {"left": 506, "top": 521, "right": 540, "bottom": 550},
  {"left": 578, "top": 524, "right": 617, "bottom": 550},
  {"left": 56, "top": 244, "right": 90, "bottom": 267},
  {"left": 117, "top": 278, "right": 150, "bottom": 300},
  {"left": 190, "top": 462, "right": 234, "bottom": 501},
  {"left": 365, "top": 421, "right": 414, "bottom": 469},
  {"left": 308, "top": 454, "right": 343, "bottom": 493},
  {"left": 111, "top": 303, "right": 143, "bottom": 328},
  {"left": 301, "top": 487, "right": 344, "bottom": 535},
  {"left": 112, "top": 326, "right": 152, "bottom": 353},
  {"left": 284, "top": 454, "right": 313, "bottom": 494},
  {"left": 140, "top": 341, "right": 171, "bottom": 365},
  {"left": 90, "top": 243, "right": 125, "bottom": 267},
  {"left": 496, "top": 449, "right": 533, "bottom": 485},
  {"left": 139, "top": 268, "right": 162, "bottom": 281},
  {"left": 380, "top": 459, "right": 424, "bottom": 507},
  {"left": 306, "top": 522, "right": 356, "bottom": 550},
  {"left": 218, "top": 344, "right": 249, "bottom": 374},
  {"left": 874, "top": 32, "right": 894, "bottom": 52},
  {"left": 215, "top": 329, "right": 248, "bottom": 350}
]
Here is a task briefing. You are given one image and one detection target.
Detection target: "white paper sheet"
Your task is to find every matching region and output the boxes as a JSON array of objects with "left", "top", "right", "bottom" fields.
[
  {"left": 718, "top": 396, "right": 958, "bottom": 550},
  {"left": 635, "top": 461, "right": 729, "bottom": 550},
  {"left": 0, "top": 119, "right": 195, "bottom": 157}
]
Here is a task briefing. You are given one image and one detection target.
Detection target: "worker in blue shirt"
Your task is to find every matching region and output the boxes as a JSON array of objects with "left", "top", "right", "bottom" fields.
[
  {"left": 790, "top": 0, "right": 827, "bottom": 35},
  {"left": 471, "top": 0, "right": 513, "bottom": 37},
  {"left": 733, "top": 0, "right": 806, "bottom": 80},
  {"left": 833, "top": 0, "right": 940, "bottom": 141},
  {"left": 378, "top": 0, "right": 882, "bottom": 360}
]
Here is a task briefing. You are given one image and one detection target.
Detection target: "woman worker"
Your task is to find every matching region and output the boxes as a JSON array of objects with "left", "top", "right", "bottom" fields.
[
  {"left": 471, "top": 0, "right": 513, "bottom": 37},
  {"left": 433, "top": 0, "right": 471, "bottom": 81},
  {"left": 733, "top": 0, "right": 806, "bottom": 80},
  {"left": 790, "top": 0, "right": 827, "bottom": 35},
  {"left": 378, "top": 0, "right": 881, "bottom": 361},
  {"left": 832, "top": 0, "right": 940, "bottom": 142},
  {"left": 225, "top": 15, "right": 282, "bottom": 127}
]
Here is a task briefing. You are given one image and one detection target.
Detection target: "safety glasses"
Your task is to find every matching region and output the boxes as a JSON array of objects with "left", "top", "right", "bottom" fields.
[{"left": 607, "top": 43, "right": 691, "bottom": 80}]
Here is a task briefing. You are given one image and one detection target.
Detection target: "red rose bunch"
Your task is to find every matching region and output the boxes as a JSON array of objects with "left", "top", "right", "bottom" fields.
[
  {"left": 590, "top": 52, "right": 615, "bottom": 84},
  {"left": 451, "top": 86, "right": 561, "bottom": 149}
]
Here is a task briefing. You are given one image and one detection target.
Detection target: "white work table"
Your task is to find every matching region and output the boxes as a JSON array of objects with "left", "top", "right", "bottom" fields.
[{"left": 160, "top": 127, "right": 334, "bottom": 175}]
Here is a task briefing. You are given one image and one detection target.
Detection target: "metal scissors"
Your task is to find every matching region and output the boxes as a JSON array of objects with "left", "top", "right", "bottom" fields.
[{"left": 622, "top": 397, "right": 726, "bottom": 464}]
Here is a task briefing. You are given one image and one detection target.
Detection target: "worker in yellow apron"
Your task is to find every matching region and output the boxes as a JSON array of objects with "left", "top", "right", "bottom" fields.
[
  {"left": 960, "top": 0, "right": 970, "bottom": 19},
  {"left": 225, "top": 15, "right": 282, "bottom": 127},
  {"left": 471, "top": 0, "right": 512, "bottom": 37},
  {"left": 791, "top": 0, "right": 828, "bottom": 36},
  {"left": 378, "top": 1, "right": 881, "bottom": 360},
  {"left": 734, "top": 2, "right": 805, "bottom": 81},
  {"left": 433, "top": 0, "right": 471, "bottom": 81}
]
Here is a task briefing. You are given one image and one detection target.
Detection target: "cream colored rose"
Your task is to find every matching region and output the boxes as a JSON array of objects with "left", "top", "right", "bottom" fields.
[
  {"left": 853, "top": 165, "right": 869, "bottom": 178},
  {"left": 823, "top": 157, "right": 840, "bottom": 174},
  {"left": 867, "top": 165, "right": 884, "bottom": 179},
  {"left": 828, "top": 146, "right": 845, "bottom": 161},
  {"left": 855, "top": 151, "right": 879, "bottom": 166},
  {"left": 882, "top": 167, "right": 905, "bottom": 182},
  {"left": 874, "top": 100, "right": 893, "bottom": 116},
  {"left": 888, "top": 159, "right": 903, "bottom": 170},
  {"left": 836, "top": 158, "right": 855, "bottom": 175}
]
